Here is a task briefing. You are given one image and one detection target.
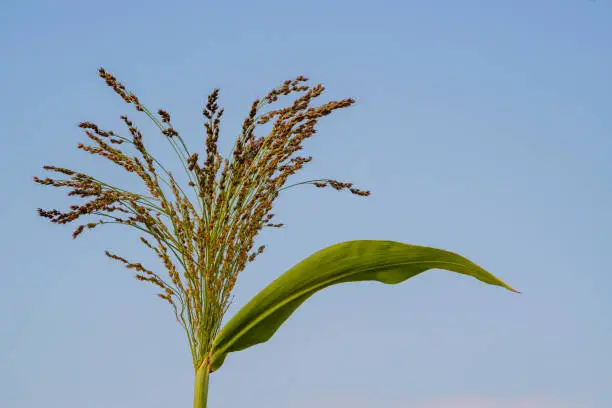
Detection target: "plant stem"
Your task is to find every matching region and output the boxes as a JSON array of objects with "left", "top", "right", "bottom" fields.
[{"left": 193, "top": 359, "right": 210, "bottom": 408}]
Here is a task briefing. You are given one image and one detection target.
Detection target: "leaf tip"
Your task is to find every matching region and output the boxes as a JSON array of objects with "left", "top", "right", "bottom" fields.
[{"left": 506, "top": 285, "right": 520, "bottom": 294}]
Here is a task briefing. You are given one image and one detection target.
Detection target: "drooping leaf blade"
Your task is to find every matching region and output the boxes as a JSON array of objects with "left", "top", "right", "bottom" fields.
[{"left": 209, "top": 240, "right": 518, "bottom": 371}]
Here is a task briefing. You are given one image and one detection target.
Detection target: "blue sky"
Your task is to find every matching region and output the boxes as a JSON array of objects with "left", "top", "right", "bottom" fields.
[{"left": 2, "top": 1, "right": 611, "bottom": 407}]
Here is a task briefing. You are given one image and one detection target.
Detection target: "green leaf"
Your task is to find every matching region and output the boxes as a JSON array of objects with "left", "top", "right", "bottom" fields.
[{"left": 209, "top": 240, "right": 518, "bottom": 371}]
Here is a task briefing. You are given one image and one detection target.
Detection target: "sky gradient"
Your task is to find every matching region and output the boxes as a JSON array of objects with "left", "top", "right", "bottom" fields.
[{"left": 2, "top": 1, "right": 611, "bottom": 407}]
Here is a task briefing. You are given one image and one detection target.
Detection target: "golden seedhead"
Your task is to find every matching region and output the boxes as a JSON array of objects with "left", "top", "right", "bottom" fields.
[{"left": 34, "top": 67, "right": 371, "bottom": 369}]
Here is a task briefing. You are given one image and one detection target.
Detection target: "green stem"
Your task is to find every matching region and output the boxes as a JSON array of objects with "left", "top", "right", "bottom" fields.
[{"left": 193, "top": 359, "right": 211, "bottom": 408}]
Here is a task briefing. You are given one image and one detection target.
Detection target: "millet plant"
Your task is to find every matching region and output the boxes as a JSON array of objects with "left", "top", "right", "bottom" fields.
[{"left": 35, "top": 68, "right": 518, "bottom": 408}]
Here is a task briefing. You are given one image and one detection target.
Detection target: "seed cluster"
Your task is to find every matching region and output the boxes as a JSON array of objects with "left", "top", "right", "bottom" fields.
[{"left": 34, "top": 68, "right": 370, "bottom": 370}]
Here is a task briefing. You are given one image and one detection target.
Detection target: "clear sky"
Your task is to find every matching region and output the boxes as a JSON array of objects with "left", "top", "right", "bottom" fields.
[{"left": 2, "top": 1, "right": 611, "bottom": 407}]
